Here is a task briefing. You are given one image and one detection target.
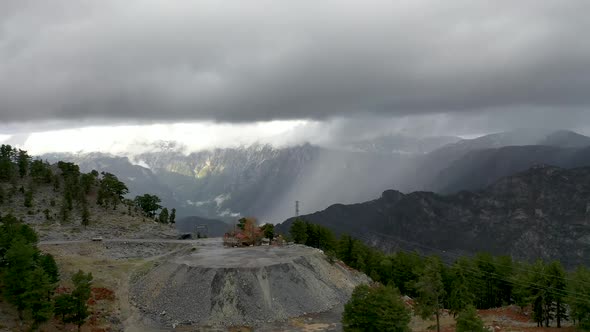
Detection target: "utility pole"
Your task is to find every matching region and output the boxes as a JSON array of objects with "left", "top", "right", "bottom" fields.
[{"left": 295, "top": 200, "right": 299, "bottom": 217}]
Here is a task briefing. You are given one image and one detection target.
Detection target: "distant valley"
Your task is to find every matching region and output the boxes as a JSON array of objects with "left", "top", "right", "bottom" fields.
[{"left": 44, "top": 129, "right": 590, "bottom": 228}]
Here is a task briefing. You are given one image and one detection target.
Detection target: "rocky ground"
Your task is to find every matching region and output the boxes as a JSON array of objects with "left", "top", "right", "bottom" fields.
[
  {"left": 130, "top": 241, "right": 370, "bottom": 329},
  {"left": 14, "top": 239, "right": 370, "bottom": 332},
  {"left": 4, "top": 236, "right": 580, "bottom": 332}
]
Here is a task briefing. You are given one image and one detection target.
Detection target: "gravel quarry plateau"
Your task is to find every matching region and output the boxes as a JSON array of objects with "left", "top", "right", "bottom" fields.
[{"left": 130, "top": 239, "right": 370, "bottom": 329}]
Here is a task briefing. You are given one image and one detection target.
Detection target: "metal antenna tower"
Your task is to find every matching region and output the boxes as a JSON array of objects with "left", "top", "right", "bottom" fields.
[{"left": 295, "top": 200, "right": 299, "bottom": 217}]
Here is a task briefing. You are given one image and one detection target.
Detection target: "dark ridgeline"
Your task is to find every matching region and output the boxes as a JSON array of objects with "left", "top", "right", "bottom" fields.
[{"left": 278, "top": 165, "right": 590, "bottom": 268}]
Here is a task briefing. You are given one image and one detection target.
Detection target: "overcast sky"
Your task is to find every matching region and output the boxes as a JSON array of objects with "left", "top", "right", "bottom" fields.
[{"left": 1, "top": 0, "right": 590, "bottom": 153}]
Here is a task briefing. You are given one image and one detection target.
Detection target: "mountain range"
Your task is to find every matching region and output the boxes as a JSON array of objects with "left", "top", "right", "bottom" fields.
[
  {"left": 277, "top": 165, "right": 590, "bottom": 268},
  {"left": 41, "top": 129, "right": 590, "bottom": 226}
]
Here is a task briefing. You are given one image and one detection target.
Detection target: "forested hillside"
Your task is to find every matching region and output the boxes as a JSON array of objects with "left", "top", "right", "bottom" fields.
[
  {"left": 287, "top": 220, "right": 590, "bottom": 330},
  {"left": 0, "top": 144, "right": 181, "bottom": 329},
  {"left": 0, "top": 144, "right": 177, "bottom": 240}
]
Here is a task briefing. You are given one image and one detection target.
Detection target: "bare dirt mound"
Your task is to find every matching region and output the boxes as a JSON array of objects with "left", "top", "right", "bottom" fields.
[{"left": 130, "top": 242, "right": 369, "bottom": 328}]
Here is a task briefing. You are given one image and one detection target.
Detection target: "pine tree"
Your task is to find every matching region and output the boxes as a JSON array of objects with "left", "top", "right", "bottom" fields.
[
  {"left": 71, "top": 270, "right": 93, "bottom": 332},
  {"left": 290, "top": 218, "right": 308, "bottom": 244},
  {"left": 159, "top": 207, "right": 169, "bottom": 224},
  {"left": 24, "top": 267, "right": 54, "bottom": 327},
  {"left": 416, "top": 257, "right": 446, "bottom": 332},
  {"left": 2, "top": 238, "right": 37, "bottom": 320},
  {"left": 455, "top": 305, "right": 485, "bottom": 332},
  {"left": 169, "top": 208, "right": 176, "bottom": 224},
  {"left": 39, "top": 253, "right": 60, "bottom": 284},
  {"left": 568, "top": 267, "right": 590, "bottom": 329},
  {"left": 80, "top": 172, "right": 96, "bottom": 194},
  {"left": 54, "top": 293, "right": 75, "bottom": 325},
  {"left": 17, "top": 149, "right": 31, "bottom": 178},
  {"left": 547, "top": 261, "right": 567, "bottom": 327},
  {"left": 0, "top": 145, "right": 16, "bottom": 182},
  {"left": 99, "top": 172, "right": 128, "bottom": 210},
  {"left": 261, "top": 223, "right": 275, "bottom": 240},
  {"left": 448, "top": 258, "right": 475, "bottom": 317},
  {"left": 342, "top": 284, "right": 411, "bottom": 332},
  {"left": 30, "top": 159, "right": 52, "bottom": 183}
]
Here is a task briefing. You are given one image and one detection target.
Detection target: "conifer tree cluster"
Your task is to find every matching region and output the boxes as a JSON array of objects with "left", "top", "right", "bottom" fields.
[
  {"left": 0, "top": 214, "right": 92, "bottom": 330},
  {"left": 134, "top": 193, "right": 176, "bottom": 224},
  {"left": 291, "top": 220, "right": 590, "bottom": 331},
  {"left": 0, "top": 144, "right": 178, "bottom": 227}
]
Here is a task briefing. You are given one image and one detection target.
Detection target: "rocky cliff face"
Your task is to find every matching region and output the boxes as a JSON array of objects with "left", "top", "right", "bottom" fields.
[
  {"left": 131, "top": 143, "right": 409, "bottom": 222},
  {"left": 278, "top": 165, "right": 590, "bottom": 268}
]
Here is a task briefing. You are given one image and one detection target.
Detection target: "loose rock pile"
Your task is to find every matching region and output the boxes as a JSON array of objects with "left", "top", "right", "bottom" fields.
[{"left": 131, "top": 245, "right": 369, "bottom": 327}]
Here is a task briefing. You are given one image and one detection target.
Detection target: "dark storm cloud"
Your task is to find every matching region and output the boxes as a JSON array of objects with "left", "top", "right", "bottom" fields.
[{"left": 1, "top": 0, "right": 590, "bottom": 124}]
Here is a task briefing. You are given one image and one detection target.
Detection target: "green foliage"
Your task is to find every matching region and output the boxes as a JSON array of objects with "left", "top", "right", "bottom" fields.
[
  {"left": 70, "top": 270, "right": 93, "bottom": 330},
  {"left": 237, "top": 217, "right": 247, "bottom": 230},
  {"left": 261, "top": 223, "right": 275, "bottom": 240},
  {"left": 415, "top": 257, "right": 446, "bottom": 332},
  {"left": 546, "top": 261, "right": 568, "bottom": 327},
  {"left": 80, "top": 172, "right": 97, "bottom": 194},
  {"left": 159, "top": 207, "right": 169, "bottom": 224},
  {"left": 30, "top": 159, "right": 53, "bottom": 183},
  {"left": 342, "top": 284, "right": 410, "bottom": 332},
  {"left": 2, "top": 238, "right": 37, "bottom": 317},
  {"left": 290, "top": 218, "right": 308, "bottom": 244},
  {"left": 511, "top": 259, "right": 567, "bottom": 327},
  {"left": 57, "top": 161, "right": 81, "bottom": 180},
  {"left": 304, "top": 222, "right": 336, "bottom": 251},
  {"left": 0, "top": 215, "right": 51, "bottom": 326},
  {"left": 0, "top": 185, "right": 4, "bottom": 205},
  {"left": 169, "top": 208, "right": 176, "bottom": 224},
  {"left": 17, "top": 149, "right": 31, "bottom": 179},
  {"left": 0, "top": 145, "right": 16, "bottom": 182},
  {"left": 285, "top": 221, "right": 590, "bottom": 330},
  {"left": 389, "top": 251, "right": 424, "bottom": 296},
  {"left": 448, "top": 258, "right": 475, "bottom": 317},
  {"left": 39, "top": 253, "right": 60, "bottom": 284},
  {"left": 0, "top": 215, "right": 39, "bottom": 256},
  {"left": 98, "top": 172, "right": 129, "bottom": 209},
  {"left": 24, "top": 267, "right": 54, "bottom": 327},
  {"left": 337, "top": 235, "right": 372, "bottom": 272},
  {"left": 569, "top": 266, "right": 590, "bottom": 329},
  {"left": 134, "top": 194, "right": 162, "bottom": 217},
  {"left": 455, "top": 305, "right": 485, "bottom": 332},
  {"left": 53, "top": 269, "right": 93, "bottom": 330},
  {"left": 54, "top": 293, "right": 75, "bottom": 324}
]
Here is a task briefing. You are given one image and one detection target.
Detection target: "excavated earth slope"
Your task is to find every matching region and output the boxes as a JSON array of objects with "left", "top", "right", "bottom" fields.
[{"left": 130, "top": 241, "right": 369, "bottom": 328}]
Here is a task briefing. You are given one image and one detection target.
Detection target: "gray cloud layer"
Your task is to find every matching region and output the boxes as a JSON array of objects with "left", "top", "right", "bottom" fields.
[{"left": 1, "top": 0, "right": 590, "bottom": 124}]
